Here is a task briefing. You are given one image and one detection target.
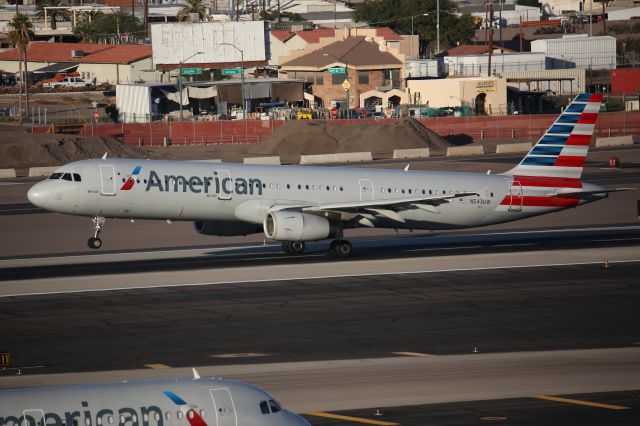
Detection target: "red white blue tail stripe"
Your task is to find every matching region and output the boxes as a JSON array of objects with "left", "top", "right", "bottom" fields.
[
  {"left": 507, "top": 93, "right": 602, "bottom": 180},
  {"left": 500, "top": 93, "right": 603, "bottom": 210}
]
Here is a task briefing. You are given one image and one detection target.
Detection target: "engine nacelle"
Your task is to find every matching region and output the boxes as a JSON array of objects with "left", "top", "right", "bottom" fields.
[
  {"left": 194, "top": 220, "right": 262, "bottom": 236},
  {"left": 264, "top": 211, "right": 338, "bottom": 241}
]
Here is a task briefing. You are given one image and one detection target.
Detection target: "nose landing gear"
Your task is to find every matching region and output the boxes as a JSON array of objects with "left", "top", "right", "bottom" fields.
[{"left": 87, "top": 216, "right": 105, "bottom": 249}]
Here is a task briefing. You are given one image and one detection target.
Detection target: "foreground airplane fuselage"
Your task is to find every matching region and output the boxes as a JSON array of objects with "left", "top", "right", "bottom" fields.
[
  {"left": 27, "top": 93, "right": 609, "bottom": 256},
  {"left": 0, "top": 377, "right": 309, "bottom": 426}
]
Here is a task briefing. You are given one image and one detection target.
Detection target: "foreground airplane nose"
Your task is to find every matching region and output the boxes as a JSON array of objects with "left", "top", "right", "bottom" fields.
[{"left": 27, "top": 183, "right": 47, "bottom": 208}]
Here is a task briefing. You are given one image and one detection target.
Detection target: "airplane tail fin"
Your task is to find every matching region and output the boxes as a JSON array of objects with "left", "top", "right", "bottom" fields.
[{"left": 504, "top": 93, "right": 603, "bottom": 181}]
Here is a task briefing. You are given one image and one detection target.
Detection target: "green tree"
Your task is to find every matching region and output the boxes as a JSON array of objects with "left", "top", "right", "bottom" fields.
[
  {"left": 35, "top": 0, "right": 68, "bottom": 31},
  {"left": 259, "top": 10, "right": 305, "bottom": 22},
  {"left": 7, "top": 13, "right": 34, "bottom": 124},
  {"left": 354, "top": 0, "right": 478, "bottom": 53},
  {"left": 177, "top": 0, "right": 210, "bottom": 22},
  {"left": 74, "top": 12, "right": 143, "bottom": 43}
]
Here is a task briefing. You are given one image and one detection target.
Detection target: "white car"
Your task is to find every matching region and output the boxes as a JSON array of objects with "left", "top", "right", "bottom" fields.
[{"left": 44, "top": 77, "right": 93, "bottom": 89}]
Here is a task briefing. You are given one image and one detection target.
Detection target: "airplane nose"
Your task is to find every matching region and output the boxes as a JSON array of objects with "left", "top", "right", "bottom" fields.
[{"left": 27, "top": 183, "right": 46, "bottom": 207}]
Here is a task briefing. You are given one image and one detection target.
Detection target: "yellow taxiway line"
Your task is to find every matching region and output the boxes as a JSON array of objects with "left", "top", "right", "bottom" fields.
[
  {"left": 305, "top": 412, "right": 400, "bottom": 425},
  {"left": 532, "top": 394, "right": 630, "bottom": 410}
]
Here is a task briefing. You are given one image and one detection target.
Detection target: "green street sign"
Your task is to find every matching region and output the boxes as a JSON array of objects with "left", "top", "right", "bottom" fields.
[
  {"left": 222, "top": 68, "right": 243, "bottom": 75},
  {"left": 180, "top": 67, "right": 203, "bottom": 75},
  {"left": 328, "top": 67, "right": 346, "bottom": 74}
]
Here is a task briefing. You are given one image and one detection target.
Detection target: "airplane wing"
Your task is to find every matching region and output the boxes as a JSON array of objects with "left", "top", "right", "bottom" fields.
[{"left": 294, "top": 192, "right": 479, "bottom": 225}]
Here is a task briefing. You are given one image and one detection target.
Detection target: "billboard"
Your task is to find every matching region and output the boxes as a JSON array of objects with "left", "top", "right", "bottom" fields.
[{"left": 151, "top": 21, "right": 269, "bottom": 67}]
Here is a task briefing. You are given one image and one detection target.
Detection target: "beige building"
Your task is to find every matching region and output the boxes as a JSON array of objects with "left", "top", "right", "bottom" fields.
[
  {"left": 406, "top": 77, "right": 508, "bottom": 115},
  {"left": 0, "top": 42, "right": 159, "bottom": 85}
]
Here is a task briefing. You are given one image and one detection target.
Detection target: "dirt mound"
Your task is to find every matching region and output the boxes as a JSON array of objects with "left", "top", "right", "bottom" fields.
[
  {"left": 248, "top": 118, "right": 450, "bottom": 158},
  {"left": 0, "top": 128, "right": 152, "bottom": 169}
]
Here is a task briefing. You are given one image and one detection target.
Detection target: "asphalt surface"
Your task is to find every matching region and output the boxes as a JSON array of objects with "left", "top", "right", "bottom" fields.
[
  {"left": 1, "top": 261, "right": 638, "bottom": 374},
  {"left": 303, "top": 391, "right": 640, "bottom": 426}
]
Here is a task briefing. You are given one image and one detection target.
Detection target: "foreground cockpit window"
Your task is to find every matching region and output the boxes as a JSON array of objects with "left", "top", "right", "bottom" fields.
[
  {"left": 73, "top": 173, "right": 82, "bottom": 182},
  {"left": 268, "top": 399, "right": 282, "bottom": 413},
  {"left": 49, "top": 173, "right": 63, "bottom": 179},
  {"left": 62, "top": 173, "right": 73, "bottom": 181},
  {"left": 259, "top": 401, "right": 269, "bottom": 414}
]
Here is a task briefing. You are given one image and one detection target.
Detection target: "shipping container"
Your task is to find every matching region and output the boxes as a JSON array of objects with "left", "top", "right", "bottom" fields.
[
  {"left": 610, "top": 68, "right": 640, "bottom": 95},
  {"left": 531, "top": 34, "right": 616, "bottom": 70}
]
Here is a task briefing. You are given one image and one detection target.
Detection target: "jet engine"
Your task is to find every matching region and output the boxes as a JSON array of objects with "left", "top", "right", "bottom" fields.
[
  {"left": 263, "top": 211, "right": 338, "bottom": 241},
  {"left": 194, "top": 220, "right": 262, "bottom": 236}
]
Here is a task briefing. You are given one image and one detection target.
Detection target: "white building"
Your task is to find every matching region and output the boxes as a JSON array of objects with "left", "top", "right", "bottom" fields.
[
  {"left": 445, "top": 52, "right": 547, "bottom": 77},
  {"left": 531, "top": 34, "right": 616, "bottom": 70}
]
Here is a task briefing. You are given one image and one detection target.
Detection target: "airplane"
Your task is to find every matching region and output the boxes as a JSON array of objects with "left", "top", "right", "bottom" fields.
[
  {"left": 0, "top": 370, "right": 310, "bottom": 426},
  {"left": 27, "top": 93, "right": 621, "bottom": 258}
]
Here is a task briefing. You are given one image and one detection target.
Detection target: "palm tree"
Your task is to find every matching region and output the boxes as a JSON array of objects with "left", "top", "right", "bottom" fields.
[
  {"left": 177, "top": 0, "right": 210, "bottom": 22},
  {"left": 36, "top": 0, "right": 68, "bottom": 31},
  {"left": 7, "top": 13, "right": 34, "bottom": 125}
]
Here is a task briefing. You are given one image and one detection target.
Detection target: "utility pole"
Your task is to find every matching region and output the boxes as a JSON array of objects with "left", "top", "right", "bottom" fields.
[{"left": 488, "top": 1, "right": 494, "bottom": 77}]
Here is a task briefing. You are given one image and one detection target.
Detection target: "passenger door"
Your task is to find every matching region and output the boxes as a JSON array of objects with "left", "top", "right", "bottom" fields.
[
  {"left": 209, "top": 388, "right": 237, "bottom": 426},
  {"left": 359, "top": 179, "right": 374, "bottom": 202},
  {"left": 216, "top": 169, "right": 232, "bottom": 200},
  {"left": 23, "top": 409, "right": 45, "bottom": 426},
  {"left": 100, "top": 165, "right": 116, "bottom": 196},
  {"left": 509, "top": 180, "right": 523, "bottom": 212}
]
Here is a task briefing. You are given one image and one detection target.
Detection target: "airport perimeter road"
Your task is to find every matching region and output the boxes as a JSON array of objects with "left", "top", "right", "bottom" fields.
[{"left": 1, "top": 260, "right": 638, "bottom": 374}]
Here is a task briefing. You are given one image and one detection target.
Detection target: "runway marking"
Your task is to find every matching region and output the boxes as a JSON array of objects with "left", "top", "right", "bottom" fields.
[
  {"left": 305, "top": 412, "right": 399, "bottom": 425},
  {"left": 2, "top": 258, "right": 640, "bottom": 298},
  {"left": 531, "top": 394, "right": 630, "bottom": 410},
  {"left": 392, "top": 351, "right": 434, "bottom": 357},
  {"left": 145, "top": 363, "right": 171, "bottom": 369}
]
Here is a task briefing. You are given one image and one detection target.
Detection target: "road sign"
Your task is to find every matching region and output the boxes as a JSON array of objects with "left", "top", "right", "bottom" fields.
[
  {"left": 222, "top": 68, "right": 243, "bottom": 75},
  {"left": 0, "top": 352, "right": 10, "bottom": 367},
  {"left": 341, "top": 80, "right": 351, "bottom": 91},
  {"left": 328, "top": 67, "right": 346, "bottom": 74},
  {"left": 180, "top": 67, "right": 203, "bottom": 75}
]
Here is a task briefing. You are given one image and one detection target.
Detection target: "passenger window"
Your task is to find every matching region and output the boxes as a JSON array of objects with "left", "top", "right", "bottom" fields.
[
  {"left": 198, "top": 410, "right": 205, "bottom": 419},
  {"left": 306, "top": 185, "right": 309, "bottom": 190},
  {"left": 154, "top": 413, "right": 161, "bottom": 421},
  {"left": 73, "top": 173, "right": 82, "bottom": 182},
  {"left": 85, "top": 419, "right": 90, "bottom": 426},
  {"left": 268, "top": 400, "right": 281, "bottom": 413},
  {"left": 326, "top": 186, "right": 330, "bottom": 191},
  {"left": 177, "top": 411, "right": 183, "bottom": 420},
  {"left": 62, "top": 173, "right": 72, "bottom": 181},
  {"left": 49, "top": 173, "right": 62, "bottom": 180},
  {"left": 333, "top": 186, "right": 337, "bottom": 191},
  {"left": 142, "top": 414, "right": 148, "bottom": 422},
  {"left": 259, "top": 401, "right": 269, "bottom": 415},
  {"left": 107, "top": 416, "right": 113, "bottom": 424},
  {"left": 165, "top": 413, "right": 171, "bottom": 421},
  {"left": 97, "top": 419, "right": 102, "bottom": 426},
  {"left": 297, "top": 184, "right": 301, "bottom": 189},
  {"left": 340, "top": 186, "right": 344, "bottom": 191},
  {"left": 187, "top": 411, "right": 194, "bottom": 420},
  {"left": 429, "top": 190, "right": 432, "bottom": 195},
  {"left": 287, "top": 184, "right": 290, "bottom": 189},
  {"left": 490, "top": 192, "right": 494, "bottom": 197}
]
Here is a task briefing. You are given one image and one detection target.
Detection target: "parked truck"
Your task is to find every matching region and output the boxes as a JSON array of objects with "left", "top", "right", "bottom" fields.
[{"left": 43, "top": 76, "right": 93, "bottom": 89}]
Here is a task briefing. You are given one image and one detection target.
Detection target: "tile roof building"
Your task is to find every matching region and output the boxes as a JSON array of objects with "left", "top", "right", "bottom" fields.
[
  {"left": 279, "top": 36, "right": 407, "bottom": 110},
  {"left": 0, "top": 42, "right": 159, "bottom": 84}
]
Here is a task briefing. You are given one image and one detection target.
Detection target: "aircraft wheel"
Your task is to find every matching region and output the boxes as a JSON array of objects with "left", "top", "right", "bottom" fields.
[
  {"left": 331, "top": 240, "right": 352, "bottom": 258},
  {"left": 290, "top": 241, "right": 305, "bottom": 254},
  {"left": 88, "top": 237, "right": 102, "bottom": 249},
  {"left": 282, "top": 241, "right": 293, "bottom": 254}
]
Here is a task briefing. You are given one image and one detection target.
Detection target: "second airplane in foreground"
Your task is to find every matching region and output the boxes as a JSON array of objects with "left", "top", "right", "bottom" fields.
[{"left": 28, "top": 93, "right": 618, "bottom": 257}]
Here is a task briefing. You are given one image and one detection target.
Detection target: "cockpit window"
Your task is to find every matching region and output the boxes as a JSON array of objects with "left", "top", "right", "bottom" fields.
[
  {"left": 259, "top": 401, "right": 269, "bottom": 415},
  {"left": 268, "top": 400, "right": 281, "bottom": 413},
  {"left": 62, "top": 173, "right": 72, "bottom": 181},
  {"left": 73, "top": 173, "right": 82, "bottom": 182},
  {"left": 49, "top": 173, "right": 62, "bottom": 180}
]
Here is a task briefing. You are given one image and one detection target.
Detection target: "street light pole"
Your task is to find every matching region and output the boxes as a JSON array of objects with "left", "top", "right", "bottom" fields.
[
  {"left": 436, "top": 0, "right": 440, "bottom": 54},
  {"left": 324, "top": 53, "right": 349, "bottom": 119},
  {"left": 221, "top": 43, "right": 245, "bottom": 119},
  {"left": 178, "top": 51, "right": 203, "bottom": 121}
]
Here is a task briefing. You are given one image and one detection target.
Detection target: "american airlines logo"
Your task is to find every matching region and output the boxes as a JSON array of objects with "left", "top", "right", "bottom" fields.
[
  {"left": 121, "top": 166, "right": 142, "bottom": 191},
  {"left": 145, "top": 170, "right": 263, "bottom": 196}
]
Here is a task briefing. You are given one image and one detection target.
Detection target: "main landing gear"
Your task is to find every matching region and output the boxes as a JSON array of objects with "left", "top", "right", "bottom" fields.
[
  {"left": 329, "top": 239, "right": 352, "bottom": 258},
  {"left": 282, "top": 241, "right": 305, "bottom": 255},
  {"left": 87, "top": 216, "right": 105, "bottom": 249},
  {"left": 281, "top": 239, "right": 353, "bottom": 258}
]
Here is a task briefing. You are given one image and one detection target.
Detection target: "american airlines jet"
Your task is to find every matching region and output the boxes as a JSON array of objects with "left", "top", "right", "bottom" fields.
[
  {"left": 27, "top": 93, "right": 617, "bottom": 257},
  {"left": 0, "top": 373, "right": 309, "bottom": 426}
]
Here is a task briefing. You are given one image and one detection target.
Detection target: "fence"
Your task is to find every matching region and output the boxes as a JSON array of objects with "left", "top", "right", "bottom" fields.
[{"left": 23, "top": 110, "right": 637, "bottom": 147}]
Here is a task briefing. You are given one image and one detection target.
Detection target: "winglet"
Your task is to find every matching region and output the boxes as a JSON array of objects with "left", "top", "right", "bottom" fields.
[
  {"left": 192, "top": 368, "right": 201, "bottom": 379},
  {"left": 102, "top": 152, "right": 108, "bottom": 159}
]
